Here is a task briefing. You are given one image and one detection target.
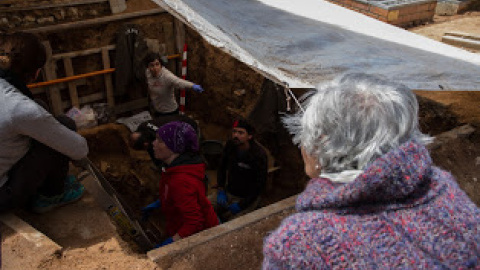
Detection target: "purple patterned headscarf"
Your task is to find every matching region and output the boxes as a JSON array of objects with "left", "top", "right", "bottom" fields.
[{"left": 156, "top": 121, "right": 199, "bottom": 153}]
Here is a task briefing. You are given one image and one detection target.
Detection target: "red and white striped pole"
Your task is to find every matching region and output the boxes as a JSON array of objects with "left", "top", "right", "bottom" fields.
[{"left": 179, "top": 43, "right": 187, "bottom": 115}]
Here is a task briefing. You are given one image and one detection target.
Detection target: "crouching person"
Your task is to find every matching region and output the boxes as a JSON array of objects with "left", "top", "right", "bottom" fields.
[
  {"left": 142, "top": 121, "right": 218, "bottom": 248},
  {"left": 0, "top": 32, "right": 89, "bottom": 214},
  {"left": 213, "top": 119, "right": 268, "bottom": 222}
]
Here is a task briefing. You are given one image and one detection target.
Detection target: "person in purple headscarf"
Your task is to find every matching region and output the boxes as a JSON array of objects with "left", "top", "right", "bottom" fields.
[{"left": 141, "top": 121, "right": 219, "bottom": 248}]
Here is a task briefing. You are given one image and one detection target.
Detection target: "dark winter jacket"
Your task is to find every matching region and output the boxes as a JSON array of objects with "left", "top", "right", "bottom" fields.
[
  {"left": 263, "top": 140, "right": 480, "bottom": 269},
  {"left": 159, "top": 153, "right": 219, "bottom": 238},
  {"left": 114, "top": 24, "right": 148, "bottom": 96},
  {"left": 217, "top": 140, "right": 268, "bottom": 210}
]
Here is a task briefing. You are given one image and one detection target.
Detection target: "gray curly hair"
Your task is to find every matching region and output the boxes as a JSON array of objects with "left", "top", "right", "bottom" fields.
[{"left": 283, "top": 73, "right": 432, "bottom": 173}]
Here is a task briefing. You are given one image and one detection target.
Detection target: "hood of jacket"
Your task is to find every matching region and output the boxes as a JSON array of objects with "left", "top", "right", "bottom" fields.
[
  {"left": 164, "top": 152, "right": 205, "bottom": 180},
  {"left": 297, "top": 140, "right": 437, "bottom": 213}
]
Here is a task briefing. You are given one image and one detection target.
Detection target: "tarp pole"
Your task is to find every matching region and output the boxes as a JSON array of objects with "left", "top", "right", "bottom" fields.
[{"left": 179, "top": 43, "right": 187, "bottom": 114}]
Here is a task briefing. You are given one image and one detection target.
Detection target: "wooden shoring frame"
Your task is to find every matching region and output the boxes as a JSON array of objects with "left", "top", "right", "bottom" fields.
[
  {"left": 37, "top": 43, "right": 117, "bottom": 115},
  {"left": 31, "top": 45, "right": 181, "bottom": 116},
  {"left": 28, "top": 14, "right": 185, "bottom": 117}
]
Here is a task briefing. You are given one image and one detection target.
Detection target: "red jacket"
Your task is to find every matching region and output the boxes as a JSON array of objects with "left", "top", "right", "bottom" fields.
[{"left": 159, "top": 162, "right": 219, "bottom": 238}]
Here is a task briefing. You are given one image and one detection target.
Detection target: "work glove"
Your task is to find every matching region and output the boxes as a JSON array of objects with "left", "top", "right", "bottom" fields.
[
  {"left": 192, "top": 84, "right": 204, "bottom": 93},
  {"left": 228, "top": 203, "right": 242, "bottom": 215},
  {"left": 154, "top": 237, "right": 174, "bottom": 248},
  {"left": 217, "top": 190, "right": 228, "bottom": 207},
  {"left": 141, "top": 200, "right": 161, "bottom": 221}
]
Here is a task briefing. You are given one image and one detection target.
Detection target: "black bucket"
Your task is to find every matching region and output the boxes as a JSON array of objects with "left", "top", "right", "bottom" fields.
[{"left": 201, "top": 140, "right": 224, "bottom": 170}]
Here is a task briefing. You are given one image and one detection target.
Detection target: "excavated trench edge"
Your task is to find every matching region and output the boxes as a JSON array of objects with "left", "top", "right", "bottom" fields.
[
  {"left": 0, "top": 195, "right": 297, "bottom": 267},
  {"left": 147, "top": 195, "right": 297, "bottom": 266}
]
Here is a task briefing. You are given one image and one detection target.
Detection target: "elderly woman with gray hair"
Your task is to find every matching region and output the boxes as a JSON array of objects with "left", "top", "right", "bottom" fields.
[{"left": 262, "top": 74, "right": 480, "bottom": 269}]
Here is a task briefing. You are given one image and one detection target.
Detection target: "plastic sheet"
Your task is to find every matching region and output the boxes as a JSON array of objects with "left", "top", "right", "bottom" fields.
[{"left": 154, "top": 0, "right": 480, "bottom": 90}]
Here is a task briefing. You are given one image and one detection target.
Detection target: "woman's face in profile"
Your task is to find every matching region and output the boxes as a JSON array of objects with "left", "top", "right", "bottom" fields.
[
  {"left": 301, "top": 147, "right": 321, "bottom": 179},
  {"left": 153, "top": 136, "right": 174, "bottom": 162}
]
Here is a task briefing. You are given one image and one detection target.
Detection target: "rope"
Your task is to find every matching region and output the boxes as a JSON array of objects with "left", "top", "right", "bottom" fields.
[{"left": 283, "top": 82, "right": 305, "bottom": 113}]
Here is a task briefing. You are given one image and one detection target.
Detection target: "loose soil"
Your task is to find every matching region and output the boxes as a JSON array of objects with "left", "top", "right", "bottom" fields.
[{"left": 2, "top": 2, "right": 480, "bottom": 270}]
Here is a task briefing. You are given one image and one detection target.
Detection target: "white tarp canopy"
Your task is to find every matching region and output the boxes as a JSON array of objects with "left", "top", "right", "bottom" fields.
[{"left": 154, "top": 0, "right": 480, "bottom": 90}]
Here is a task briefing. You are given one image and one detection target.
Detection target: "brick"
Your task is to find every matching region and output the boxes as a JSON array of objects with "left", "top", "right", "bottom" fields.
[
  {"left": 370, "top": 5, "right": 389, "bottom": 17},
  {"left": 377, "top": 15, "right": 389, "bottom": 22},
  {"left": 387, "top": 9, "right": 399, "bottom": 21},
  {"left": 351, "top": 0, "right": 369, "bottom": 10}
]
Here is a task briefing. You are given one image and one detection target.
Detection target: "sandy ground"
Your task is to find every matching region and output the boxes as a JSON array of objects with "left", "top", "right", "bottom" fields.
[{"left": 1, "top": 2, "right": 480, "bottom": 270}]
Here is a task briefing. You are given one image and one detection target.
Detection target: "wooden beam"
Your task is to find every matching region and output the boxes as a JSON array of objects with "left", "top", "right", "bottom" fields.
[
  {"left": 25, "top": 9, "right": 165, "bottom": 34},
  {"left": 31, "top": 79, "right": 88, "bottom": 95},
  {"left": 114, "top": 98, "right": 149, "bottom": 115},
  {"left": 0, "top": 0, "right": 108, "bottom": 12},
  {"left": 63, "top": 57, "right": 80, "bottom": 108},
  {"left": 52, "top": 45, "right": 115, "bottom": 60},
  {"left": 62, "top": 92, "right": 106, "bottom": 110},
  {"left": 42, "top": 41, "right": 63, "bottom": 116},
  {"left": 102, "top": 48, "right": 115, "bottom": 108},
  {"left": 442, "top": 32, "right": 480, "bottom": 50},
  {"left": 163, "top": 21, "right": 176, "bottom": 73},
  {"left": 174, "top": 19, "right": 186, "bottom": 75},
  {"left": 0, "top": 213, "right": 61, "bottom": 250},
  {"left": 28, "top": 68, "right": 114, "bottom": 89}
]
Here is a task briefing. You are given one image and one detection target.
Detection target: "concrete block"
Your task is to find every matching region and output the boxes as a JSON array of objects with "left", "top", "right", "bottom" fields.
[{"left": 436, "top": 0, "right": 471, "bottom": 15}]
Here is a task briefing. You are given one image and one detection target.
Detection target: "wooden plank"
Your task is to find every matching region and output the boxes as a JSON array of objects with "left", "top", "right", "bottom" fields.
[
  {"left": 52, "top": 45, "right": 115, "bottom": 60},
  {"left": 444, "top": 32, "right": 480, "bottom": 42},
  {"left": 0, "top": 213, "right": 61, "bottom": 250},
  {"left": 442, "top": 35, "right": 480, "bottom": 50},
  {"left": 0, "top": 0, "right": 108, "bottom": 12},
  {"left": 28, "top": 68, "right": 114, "bottom": 89},
  {"left": 25, "top": 9, "right": 165, "bottom": 34},
  {"left": 62, "top": 92, "right": 106, "bottom": 110},
  {"left": 101, "top": 48, "right": 115, "bottom": 108},
  {"left": 63, "top": 57, "right": 80, "bottom": 108},
  {"left": 114, "top": 98, "right": 149, "bottom": 115},
  {"left": 163, "top": 21, "right": 176, "bottom": 73},
  {"left": 31, "top": 79, "right": 88, "bottom": 95},
  {"left": 174, "top": 19, "right": 186, "bottom": 75},
  {"left": 42, "top": 41, "right": 63, "bottom": 116}
]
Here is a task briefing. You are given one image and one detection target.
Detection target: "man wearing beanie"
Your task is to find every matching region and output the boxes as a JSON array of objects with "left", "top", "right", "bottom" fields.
[
  {"left": 214, "top": 119, "right": 268, "bottom": 222},
  {"left": 142, "top": 121, "right": 218, "bottom": 248}
]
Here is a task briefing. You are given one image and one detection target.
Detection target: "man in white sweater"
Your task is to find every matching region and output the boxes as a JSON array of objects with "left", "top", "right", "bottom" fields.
[{"left": 0, "top": 32, "right": 89, "bottom": 214}]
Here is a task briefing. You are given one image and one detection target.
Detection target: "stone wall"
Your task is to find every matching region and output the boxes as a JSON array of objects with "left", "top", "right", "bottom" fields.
[{"left": 0, "top": 2, "right": 111, "bottom": 31}]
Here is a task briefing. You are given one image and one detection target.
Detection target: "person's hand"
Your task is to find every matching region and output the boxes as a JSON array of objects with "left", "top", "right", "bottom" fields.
[
  {"left": 141, "top": 200, "right": 161, "bottom": 221},
  {"left": 192, "top": 84, "right": 204, "bottom": 93},
  {"left": 154, "top": 237, "right": 174, "bottom": 248},
  {"left": 217, "top": 190, "right": 228, "bottom": 207},
  {"left": 228, "top": 203, "right": 242, "bottom": 215}
]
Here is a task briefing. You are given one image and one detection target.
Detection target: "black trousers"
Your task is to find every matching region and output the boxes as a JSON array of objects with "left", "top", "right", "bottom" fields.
[{"left": 0, "top": 115, "right": 76, "bottom": 212}]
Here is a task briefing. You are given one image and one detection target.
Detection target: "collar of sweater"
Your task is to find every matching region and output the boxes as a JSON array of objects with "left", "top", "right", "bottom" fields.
[{"left": 297, "top": 140, "right": 439, "bottom": 213}]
